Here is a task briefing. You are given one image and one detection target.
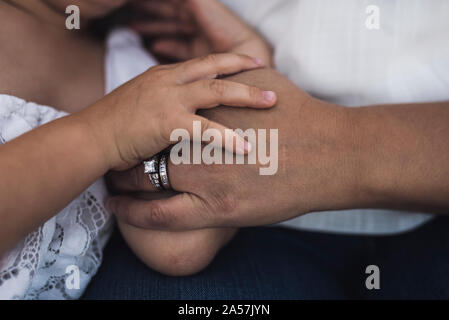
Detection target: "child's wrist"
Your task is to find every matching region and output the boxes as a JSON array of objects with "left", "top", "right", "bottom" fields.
[{"left": 73, "top": 102, "right": 119, "bottom": 172}]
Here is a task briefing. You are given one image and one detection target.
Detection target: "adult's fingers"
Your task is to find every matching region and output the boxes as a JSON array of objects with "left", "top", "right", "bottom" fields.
[
  {"left": 152, "top": 39, "right": 193, "bottom": 61},
  {"left": 107, "top": 193, "right": 212, "bottom": 230},
  {"left": 131, "top": 21, "right": 196, "bottom": 36},
  {"left": 132, "top": 0, "right": 180, "bottom": 19},
  {"left": 107, "top": 150, "right": 191, "bottom": 194},
  {"left": 107, "top": 164, "right": 158, "bottom": 194},
  {"left": 180, "top": 79, "right": 277, "bottom": 112},
  {"left": 172, "top": 53, "right": 265, "bottom": 84}
]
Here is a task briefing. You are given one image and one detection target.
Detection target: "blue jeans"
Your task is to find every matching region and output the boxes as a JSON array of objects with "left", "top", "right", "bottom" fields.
[{"left": 82, "top": 218, "right": 449, "bottom": 299}]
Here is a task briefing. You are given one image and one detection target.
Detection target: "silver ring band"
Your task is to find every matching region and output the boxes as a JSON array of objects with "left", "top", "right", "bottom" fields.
[
  {"left": 149, "top": 172, "right": 162, "bottom": 190},
  {"left": 159, "top": 153, "right": 171, "bottom": 191}
]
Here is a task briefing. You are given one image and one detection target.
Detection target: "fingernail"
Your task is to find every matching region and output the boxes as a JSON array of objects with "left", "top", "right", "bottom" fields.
[
  {"left": 263, "top": 91, "right": 276, "bottom": 102},
  {"left": 235, "top": 135, "right": 252, "bottom": 154},
  {"left": 244, "top": 140, "right": 252, "bottom": 153},
  {"left": 254, "top": 58, "right": 265, "bottom": 67}
]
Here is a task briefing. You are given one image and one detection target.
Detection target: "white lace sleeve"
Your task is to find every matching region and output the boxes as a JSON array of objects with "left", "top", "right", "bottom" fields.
[{"left": 0, "top": 95, "right": 114, "bottom": 300}]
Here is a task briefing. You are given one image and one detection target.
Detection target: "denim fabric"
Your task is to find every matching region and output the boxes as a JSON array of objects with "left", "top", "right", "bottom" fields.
[{"left": 83, "top": 218, "right": 449, "bottom": 300}]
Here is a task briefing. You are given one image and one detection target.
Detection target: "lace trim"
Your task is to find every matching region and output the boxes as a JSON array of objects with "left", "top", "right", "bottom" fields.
[
  {"left": 0, "top": 228, "right": 43, "bottom": 289},
  {"left": 76, "top": 191, "right": 110, "bottom": 258},
  {"left": 23, "top": 191, "right": 113, "bottom": 299},
  {"left": 0, "top": 181, "right": 112, "bottom": 299}
]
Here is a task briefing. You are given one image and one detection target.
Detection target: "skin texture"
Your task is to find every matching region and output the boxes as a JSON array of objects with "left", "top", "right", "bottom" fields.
[
  {"left": 110, "top": 68, "right": 449, "bottom": 231},
  {"left": 131, "top": 0, "right": 273, "bottom": 66},
  {"left": 0, "top": 1, "right": 276, "bottom": 256},
  {"left": 0, "top": 1, "right": 105, "bottom": 113},
  {"left": 109, "top": 68, "right": 358, "bottom": 228},
  {"left": 119, "top": 220, "right": 236, "bottom": 276},
  {"left": 0, "top": 0, "right": 114, "bottom": 254},
  {"left": 0, "top": 52, "right": 274, "bottom": 255},
  {"left": 83, "top": 55, "right": 276, "bottom": 171},
  {"left": 109, "top": 0, "right": 449, "bottom": 274},
  {"left": 3, "top": 0, "right": 449, "bottom": 278},
  {"left": 111, "top": 67, "right": 351, "bottom": 275},
  {"left": 113, "top": 0, "right": 275, "bottom": 275}
]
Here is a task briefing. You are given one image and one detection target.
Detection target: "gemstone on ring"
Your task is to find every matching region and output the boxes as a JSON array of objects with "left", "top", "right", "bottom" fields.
[
  {"left": 144, "top": 155, "right": 163, "bottom": 190},
  {"left": 144, "top": 158, "right": 159, "bottom": 174}
]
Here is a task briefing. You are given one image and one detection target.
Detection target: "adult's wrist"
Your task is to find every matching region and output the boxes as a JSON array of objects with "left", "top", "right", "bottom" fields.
[
  {"left": 296, "top": 100, "right": 369, "bottom": 214},
  {"left": 339, "top": 106, "right": 389, "bottom": 210}
]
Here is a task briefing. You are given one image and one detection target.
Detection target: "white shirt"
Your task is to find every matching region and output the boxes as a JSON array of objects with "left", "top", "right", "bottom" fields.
[{"left": 220, "top": 0, "right": 449, "bottom": 234}]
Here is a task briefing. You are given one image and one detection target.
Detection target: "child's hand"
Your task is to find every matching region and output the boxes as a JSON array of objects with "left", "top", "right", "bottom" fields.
[
  {"left": 130, "top": 0, "right": 273, "bottom": 66},
  {"left": 80, "top": 53, "right": 276, "bottom": 171}
]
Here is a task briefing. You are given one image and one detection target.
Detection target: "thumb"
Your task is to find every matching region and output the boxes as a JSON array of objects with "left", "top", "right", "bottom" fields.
[{"left": 107, "top": 193, "right": 213, "bottom": 230}]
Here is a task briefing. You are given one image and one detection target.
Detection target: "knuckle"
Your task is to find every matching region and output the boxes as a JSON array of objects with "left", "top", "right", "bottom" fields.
[
  {"left": 149, "top": 65, "right": 163, "bottom": 72},
  {"left": 233, "top": 53, "right": 252, "bottom": 66},
  {"left": 207, "top": 187, "right": 238, "bottom": 220},
  {"left": 116, "top": 201, "right": 132, "bottom": 222},
  {"left": 203, "top": 53, "right": 219, "bottom": 65},
  {"left": 162, "top": 113, "right": 183, "bottom": 143},
  {"left": 146, "top": 65, "right": 170, "bottom": 82},
  {"left": 146, "top": 203, "right": 174, "bottom": 229},
  {"left": 236, "top": 53, "right": 250, "bottom": 61},
  {"left": 195, "top": 55, "right": 209, "bottom": 65},
  {"left": 147, "top": 65, "right": 164, "bottom": 77},
  {"left": 248, "top": 86, "right": 262, "bottom": 101},
  {"left": 157, "top": 108, "right": 171, "bottom": 123},
  {"left": 208, "top": 80, "right": 226, "bottom": 97},
  {"left": 199, "top": 118, "right": 211, "bottom": 133}
]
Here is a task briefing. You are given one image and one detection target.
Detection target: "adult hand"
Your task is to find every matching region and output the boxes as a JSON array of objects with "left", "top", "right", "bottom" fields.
[
  {"left": 130, "top": 0, "right": 273, "bottom": 65},
  {"left": 107, "top": 69, "right": 362, "bottom": 230},
  {"left": 82, "top": 53, "right": 276, "bottom": 171}
]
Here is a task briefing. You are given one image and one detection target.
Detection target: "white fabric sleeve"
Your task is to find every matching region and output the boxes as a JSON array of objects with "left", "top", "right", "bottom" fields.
[{"left": 0, "top": 95, "right": 113, "bottom": 300}]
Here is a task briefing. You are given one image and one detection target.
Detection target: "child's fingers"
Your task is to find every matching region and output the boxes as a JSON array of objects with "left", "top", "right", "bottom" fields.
[
  {"left": 179, "top": 115, "right": 251, "bottom": 155},
  {"left": 180, "top": 79, "right": 277, "bottom": 111},
  {"left": 172, "top": 53, "right": 265, "bottom": 84}
]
